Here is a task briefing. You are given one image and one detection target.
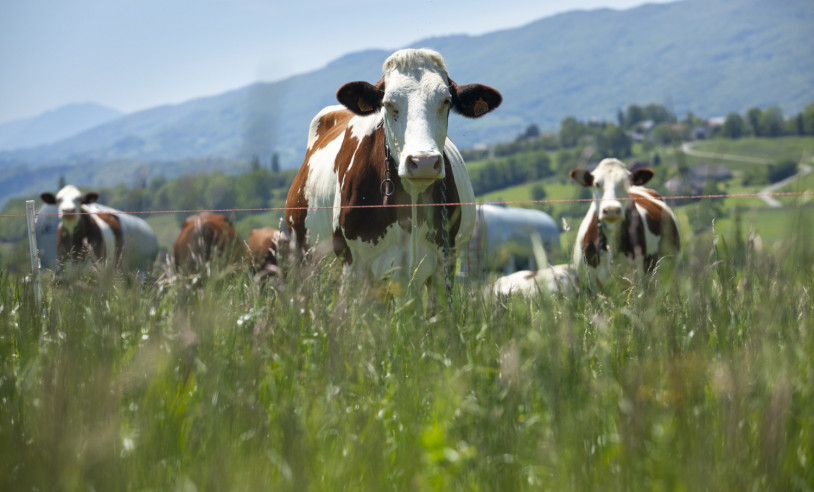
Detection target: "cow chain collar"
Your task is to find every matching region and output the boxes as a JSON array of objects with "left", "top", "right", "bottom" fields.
[
  {"left": 440, "top": 178, "right": 453, "bottom": 309},
  {"left": 380, "top": 116, "right": 452, "bottom": 307},
  {"left": 380, "top": 118, "right": 396, "bottom": 197}
]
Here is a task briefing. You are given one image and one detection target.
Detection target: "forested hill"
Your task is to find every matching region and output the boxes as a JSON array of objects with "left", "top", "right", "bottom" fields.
[{"left": 0, "top": 0, "right": 811, "bottom": 203}]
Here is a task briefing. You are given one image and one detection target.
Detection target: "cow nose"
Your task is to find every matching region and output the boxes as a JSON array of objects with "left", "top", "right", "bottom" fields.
[
  {"left": 406, "top": 154, "right": 443, "bottom": 180},
  {"left": 601, "top": 205, "right": 623, "bottom": 221}
]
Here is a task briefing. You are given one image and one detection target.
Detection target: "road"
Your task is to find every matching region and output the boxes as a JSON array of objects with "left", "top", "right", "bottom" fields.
[{"left": 681, "top": 141, "right": 812, "bottom": 208}]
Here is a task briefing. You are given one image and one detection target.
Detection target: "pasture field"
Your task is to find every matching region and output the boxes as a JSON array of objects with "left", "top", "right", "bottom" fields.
[{"left": 1, "top": 215, "right": 813, "bottom": 491}]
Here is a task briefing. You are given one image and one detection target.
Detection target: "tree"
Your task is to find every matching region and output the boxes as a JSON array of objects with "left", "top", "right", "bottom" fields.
[
  {"left": 802, "top": 102, "right": 814, "bottom": 135},
  {"left": 521, "top": 124, "right": 540, "bottom": 140},
  {"left": 759, "top": 106, "right": 784, "bottom": 137},
  {"left": 624, "top": 104, "right": 645, "bottom": 129},
  {"left": 597, "top": 125, "right": 631, "bottom": 158},
  {"left": 721, "top": 112, "right": 745, "bottom": 139},
  {"left": 652, "top": 122, "right": 678, "bottom": 145},
  {"left": 643, "top": 104, "right": 674, "bottom": 125},
  {"left": 250, "top": 155, "right": 261, "bottom": 172},
  {"left": 531, "top": 184, "right": 547, "bottom": 202},
  {"left": 746, "top": 107, "right": 763, "bottom": 136},
  {"left": 271, "top": 153, "right": 280, "bottom": 173},
  {"left": 767, "top": 160, "right": 797, "bottom": 183},
  {"left": 559, "top": 117, "right": 583, "bottom": 148}
]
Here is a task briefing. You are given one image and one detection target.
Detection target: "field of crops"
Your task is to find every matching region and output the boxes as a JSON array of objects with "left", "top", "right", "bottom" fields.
[{"left": 1, "top": 207, "right": 812, "bottom": 490}]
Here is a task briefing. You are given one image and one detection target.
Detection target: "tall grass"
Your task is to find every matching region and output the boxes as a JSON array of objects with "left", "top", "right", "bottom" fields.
[{"left": 1, "top": 217, "right": 812, "bottom": 491}]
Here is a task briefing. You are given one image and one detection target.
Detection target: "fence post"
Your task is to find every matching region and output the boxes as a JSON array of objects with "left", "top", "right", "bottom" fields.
[{"left": 25, "top": 200, "right": 42, "bottom": 311}]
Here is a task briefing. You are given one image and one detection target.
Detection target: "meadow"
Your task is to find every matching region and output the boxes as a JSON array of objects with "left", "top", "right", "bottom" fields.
[{"left": 1, "top": 203, "right": 812, "bottom": 490}]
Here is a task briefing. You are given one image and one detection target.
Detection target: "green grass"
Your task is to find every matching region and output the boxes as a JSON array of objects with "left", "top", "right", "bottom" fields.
[
  {"left": 692, "top": 137, "right": 814, "bottom": 163},
  {"left": 2, "top": 217, "right": 813, "bottom": 491}
]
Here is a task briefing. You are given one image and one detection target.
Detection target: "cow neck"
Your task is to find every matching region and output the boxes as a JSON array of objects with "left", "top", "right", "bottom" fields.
[{"left": 381, "top": 115, "right": 451, "bottom": 295}]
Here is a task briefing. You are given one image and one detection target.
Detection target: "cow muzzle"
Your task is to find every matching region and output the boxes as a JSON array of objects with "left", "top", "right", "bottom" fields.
[
  {"left": 599, "top": 203, "right": 624, "bottom": 223},
  {"left": 401, "top": 153, "right": 444, "bottom": 190}
]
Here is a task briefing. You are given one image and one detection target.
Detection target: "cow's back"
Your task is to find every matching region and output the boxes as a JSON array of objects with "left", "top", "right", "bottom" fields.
[{"left": 90, "top": 204, "right": 158, "bottom": 271}]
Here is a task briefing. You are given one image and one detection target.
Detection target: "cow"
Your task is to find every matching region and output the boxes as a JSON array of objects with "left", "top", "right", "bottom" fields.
[
  {"left": 491, "top": 264, "right": 578, "bottom": 297},
  {"left": 246, "top": 226, "right": 285, "bottom": 282},
  {"left": 285, "top": 48, "right": 501, "bottom": 296},
  {"left": 39, "top": 185, "right": 158, "bottom": 273},
  {"left": 490, "top": 230, "right": 577, "bottom": 297},
  {"left": 569, "top": 158, "right": 680, "bottom": 289},
  {"left": 173, "top": 212, "right": 245, "bottom": 272}
]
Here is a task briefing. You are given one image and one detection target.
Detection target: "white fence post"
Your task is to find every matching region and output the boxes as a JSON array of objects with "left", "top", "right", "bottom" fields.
[{"left": 25, "top": 200, "right": 42, "bottom": 311}]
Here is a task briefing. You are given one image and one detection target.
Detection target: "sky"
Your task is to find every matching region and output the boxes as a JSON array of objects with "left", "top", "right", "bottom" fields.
[{"left": 0, "top": 0, "right": 677, "bottom": 124}]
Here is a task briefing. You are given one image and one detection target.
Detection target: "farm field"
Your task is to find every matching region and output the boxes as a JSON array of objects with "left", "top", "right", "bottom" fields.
[{"left": 2, "top": 216, "right": 813, "bottom": 490}]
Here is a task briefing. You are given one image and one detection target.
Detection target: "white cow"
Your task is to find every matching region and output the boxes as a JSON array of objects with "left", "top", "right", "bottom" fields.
[{"left": 40, "top": 185, "right": 158, "bottom": 273}]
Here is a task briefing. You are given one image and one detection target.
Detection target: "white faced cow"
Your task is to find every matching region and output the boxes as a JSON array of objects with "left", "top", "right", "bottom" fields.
[
  {"left": 40, "top": 185, "right": 158, "bottom": 273},
  {"left": 286, "top": 48, "right": 501, "bottom": 293},
  {"left": 570, "top": 158, "right": 680, "bottom": 289}
]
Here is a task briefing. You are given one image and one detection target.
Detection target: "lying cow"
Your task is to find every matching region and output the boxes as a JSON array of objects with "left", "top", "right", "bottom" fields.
[
  {"left": 569, "top": 158, "right": 680, "bottom": 289},
  {"left": 491, "top": 264, "right": 578, "bottom": 297},
  {"left": 173, "top": 212, "right": 245, "bottom": 272},
  {"left": 40, "top": 185, "right": 158, "bottom": 273},
  {"left": 285, "top": 48, "right": 501, "bottom": 295}
]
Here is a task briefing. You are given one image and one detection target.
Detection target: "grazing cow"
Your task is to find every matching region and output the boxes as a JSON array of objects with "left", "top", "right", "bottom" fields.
[
  {"left": 285, "top": 48, "right": 501, "bottom": 293},
  {"left": 40, "top": 185, "right": 158, "bottom": 272},
  {"left": 246, "top": 227, "right": 282, "bottom": 272},
  {"left": 173, "top": 212, "right": 244, "bottom": 272},
  {"left": 569, "top": 158, "right": 680, "bottom": 289},
  {"left": 246, "top": 227, "right": 284, "bottom": 281}
]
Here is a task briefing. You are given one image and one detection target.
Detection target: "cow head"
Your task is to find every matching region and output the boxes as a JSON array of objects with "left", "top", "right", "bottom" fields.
[
  {"left": 570, "top": 158, "right": 654, "bottom": 225},
  {"left": 40, "top": 185, "right": 99, "bottom": 233},
  {"left": 336, "top": 48, "right": 502, "bottom": 194}
]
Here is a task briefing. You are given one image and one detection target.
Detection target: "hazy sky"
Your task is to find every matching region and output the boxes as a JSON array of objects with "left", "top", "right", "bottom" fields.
[{"left": 0, "top": 0, "right": 677, "bottom": 124}]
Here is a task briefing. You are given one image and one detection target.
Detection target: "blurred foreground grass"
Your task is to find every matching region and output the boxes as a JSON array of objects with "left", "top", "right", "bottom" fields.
[{"left": 1, "top": 218, "right": 812, "bottom": 491}]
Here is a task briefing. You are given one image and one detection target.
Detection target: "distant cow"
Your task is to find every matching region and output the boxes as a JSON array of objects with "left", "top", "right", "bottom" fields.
[
  {"left": 173, "top": 212, "right": 244, "bottom": 272},
  {"left": 285, "top": 48, "right": 501, "bottom": 293},
  {"left": 569, "top": 158, "right": 680, "bottom": 289},
  {"left": 246, "top": 227, "right": 283, "bottom": 278},
  {"left": 40, "top": 185, "right": 158, "bottom": 272}
]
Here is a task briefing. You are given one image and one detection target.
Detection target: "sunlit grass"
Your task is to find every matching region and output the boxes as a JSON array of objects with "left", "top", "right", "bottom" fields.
[{"left": 2, "top": 214, "right": 813, "bottom": 490}]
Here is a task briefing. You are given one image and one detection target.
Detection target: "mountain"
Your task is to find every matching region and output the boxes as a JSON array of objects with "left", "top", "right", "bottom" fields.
[
  {"left": 0, "top": 103, "right": 122, "bottom": 152},
  {"left": 0, "top": 0, "right": 811, "bottom": 204}
]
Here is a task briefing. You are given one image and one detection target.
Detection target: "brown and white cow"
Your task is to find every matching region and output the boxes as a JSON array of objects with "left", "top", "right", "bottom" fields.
[
  {"left": 285, "top": 48, "right": 501, "bottom": 293},
  {"left": 246, "top": 226, "right": 283, "bottom": 276},
  {"left": 570, "top": 158, "right": 680, "bottom": 289},
  {"left": 40, "top": 185, "right": 158, "bottom": 273},
  {"left": 173, "top": 212, "right": 245, "bottom": 272}
]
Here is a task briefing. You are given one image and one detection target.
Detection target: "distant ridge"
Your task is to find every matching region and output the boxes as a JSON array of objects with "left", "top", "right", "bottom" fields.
[
  {"left": 0, "top": 103, "right": 122, "bottom": 152},
  {"left": 0, "top": 0, "right": 811, "bottom": 204}
]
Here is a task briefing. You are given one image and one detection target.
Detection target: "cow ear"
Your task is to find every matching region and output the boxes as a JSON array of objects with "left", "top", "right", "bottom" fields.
[
  {"left": 82, "top": 192, "right": 99, "bottom": 204},
  {"left": 41, "top": 193, "right": 57, "bottom": 204},
  {"left": 631, "top": 168, "right": 655, "bottom": 186},
  {"left": 569, "top": 169, "right": 594, "bottom": 187},
  {"left": 336, "top": 77, "right": 384, "bottom": 115},
  {"left": 449, "top": 80, "right": 502, "bottom": 118}
]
